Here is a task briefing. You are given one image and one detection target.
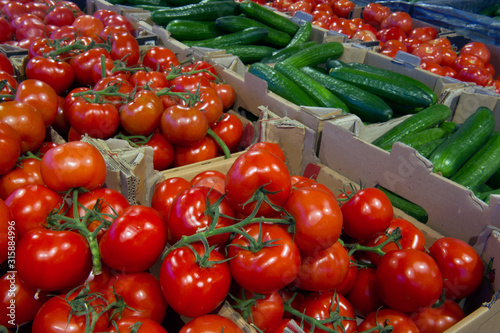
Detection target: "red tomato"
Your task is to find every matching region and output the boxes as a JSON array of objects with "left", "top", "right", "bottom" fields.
[
  {"left": 345, "top": 267, "right": 384, "bottom": 317},
  {"left": 210, "top": 113, "right": 244, "bottom": 153},
  {"left": 178, "top": 314, "right": 243, "bottom": 333},
  {"left": 233, "top": 288, "right": 284, "bottom": 332},
  {"left": 129, "top": 70, "right": 169, "bottom": 91},
  {"left": 160, "top": 105, "right": 209, "bottom": 146},
  {"left": 289, "top": 0, "right": 313, "bottom": 14},
  {"left": 72, "top": 14, "right": 104, "bottom": 40},
  {"left": 0, "top": 198, "right": 14, "bottom": 265},
  {"left": 341, "top": 187, "right": 393, "bottom": 240},
  {"left": 332, "top": 0, "right": 354, "bottom": 18},
  {"left": 380, "top": 39, "right": 407, "bottom": 58},
  {"left": 44, "top": 4, "right": 76, "bottom": 26},
  {"left": 428, "top": 37, "right": 452, "bottom": 50},
  {"left": 0, "top": 158, "right": 44, "bottom": 200},
  {"left": 228, "top": 223, "right": 301, "bottom": 293},
  {"left": 453, "top": 53, "right": 485, "bottom": 72},
  {"left": 334, "top": 256, "right": 358, "bottom": 296},
  {"left": 0, "top": 71, "right": 17, "bottom": 102},
  {"left": 412, "top": 43, "right": 443, "bottom": 64},
  {"left": 25, "top": 56, "right": 75, "bottom": 95},
  {"left": 376, "top": 249, "right": 443, "bottom": 312},
  {"left": 442, "top": 66, "right": 457, "bottom": 78},
  {"left": 142, "top": 46, "right": 180, "bottom": 72},
  {"left": 0, "top": 122, "right": 21, "bottom": 176},
  {"left": 16, "top": 229, "right": 92, "bottom": 291},
  {"left": 459, "top": 42, "right": 491, "bottom": 64},
  {"left": 172, "top": 135, "right": 219, "bottom": 167},
  {"left": 292, "top": 178, "right": 336, "bottom": 198},
  {"left": 102, "top": 13, "right": 135, "bottom": 35},
  {"left": 151, "top": 176, "right": 192, "bottom": 227},
  {"left": 40, "top": 141, "right": 107, "bottom": 192},
  {"left": 407, "top": 27, "right": 433, "bottom": 43},
  {"left": 381, "top": 11, "right": 413, "bottom": 34},
  {"left": 160, "top": 243, "right": 231, "bottom": 318},
  {"left": 285, "top": 187, "right": 343, "bottom": 255},
  {"left": 186, "top": 86, "right": 224, "bottom": 125},
  {"left": 0, "top": 17, "right": 14, "bottom": 44},
  {"left": 410, "top": 299, "right": 465, "bottom": 333},
  {"left": 420, "top": 60, "right": 445, "bottom": 76},
  {"left": 0, "top": 53, "right": 14, "bottom": 75},
  {"left": 168, "top": 186, "right": 235, "bottom": 248},
  {"left": 93, "top": 76, "right": 134, "bottom": 110},
  {"left": 353, "top": 29, "right": 377, "bottom": 42},
  {"left": 293, "top": 241, "right": 349, "bottom": 291},
  {"left": 248, "top": 141, "right": 286, "bottom": 162},
  {"left": 485, "top": 62, "right": 495, "bottom": 78},
  {"left": 120, "top": 90, "right": 164, "bottom": 136},
  {"left": 103, "top": 272, "right": 168, "bottom": 323},
  {"left": 440, "top": 48, "right": 458, "bottom": 67},
  {"left": 362, "top": 2, "right": 391, "bottom": 28},
  {"left": 183, "top": 60, "right": 219, "bottom": 82},
  {"left": 358, "top": 309, "right": 420, "bottom": 333},
  {"left": 377, "top": 27, "right": 406, "bottom": 43},
  {"left": 429, "top": 237, "right": 484, "bottom": 300},
  {"left": 225, "top": 149, "right": 291, "bottom": 216},
  {"left": 70, "top": 47, "right": 111, "bottom": 86},
  {"left": 143, "top": 133, "right": 175, "bottom": 171},
  {"left": 106, "top": 316, "right": 168, "bottom": 333},
  {"left": 213, "top": 82, "right": 236, "bottom": 110},
  {"left": 15, "top": 78, "right": 59, "bottom": 127},
  {"left": 109, "top": 31, "right": 140, "bottom": 66},
  {"left": 456, "top": 66, "right": 493, "bottom": 87},
  {"left": 99, "top": 205, "right": 167, "bottom": 273}
]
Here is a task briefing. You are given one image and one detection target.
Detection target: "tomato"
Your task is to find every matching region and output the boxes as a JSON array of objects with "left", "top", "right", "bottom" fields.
[
  {"left": 70, "top": 47, "right": 111, "bottom": 86},
  {"left": 340, "top": 187, "right": 393, "bottom": 240},
  {"left": 233, "top": 288, "right": 284, "bottom": 332},
  {"left": 25, "top": 56, "right": 75, "bottom": 95},
  {"left": 292, "top": 178, "right": 335, "bottom": 198},
  {"left": 353, "top": 29, "right": 377, "bottom": 42},
  {"left": 363, "top": 217, "right": 426, "bottom": 266},
  {"left": 362, "top": 3, "right": 391, "bottom": 28},
  {"left": 345, "top": 267, "right": 383, "bottom": 317},
  {"left": 0, "top": 101, "right": 46, "bottom": 153},
  {"left": 40, "top": 141, "right": 107, "bottom": 192},
  {"left": 0, "top": 272, "right": 50, "bottom": 328},
  {"left": 93, "top": 76, "right": 134, "bottom": 110},
  {"left": 0, "top": 71, "right": 18, "bottom": 102},
  {"left": 102, "top": 13, "right": 135, "bottom": 35},
  {"left": 412, "top": 43, "right": 443, "bottom": 64},
  {"left": 186, "top": 86, "right": 223, "bottom": 125},
  {"left": 0, "top": 53, "right": 14, "bottom": 75},
  {"left": 160, "top": 243, "right": 231, "bottom": 318},
  {"left": 296, "top": 291, "right": 357, "bottom": 333},
  {"left": 99, "top": 205, "right": 167, "bottom": 273},
  {"left": 247, "top": 141, "right": 286, "bottom": 162},
  {"left": 293, "top": 241, "right": 349, "bottom": 291},
  {"left": 129, "top": 70, "right": 169, "bottom": 91},
  {"left": 420, "top": 60, "right": 445, "bottom": 76},
  {"left": 0, "top": 198, "right": 13, "bottom": 265},
  {"left": 170, "top": 74, "right": 213, "bottom": 94},
  {"left": 407, "top": 27, "right": 433, "bottom": 43},
  {"left": 44, "top": 4, "right": 76, "bottom": 26},
  {"left": 334, "top": 256, "right": 358, "bottom": 296},
  {"left": 228, "top": 223, "right": 301, "bottom": 293},
  {"left": 380, "top": 39, "right": 407, "bottom": 58},
  {"left": 381, "top": 12, "right": 413, "bottom": 34},
  {"left": 285, "top": 187, "right": 342, "bottom": 255},
  {"left": 225, "top": 149, "right": 291, "bottom": 216},
  {"left": 106, "top": 316, "right": 168, "bottom": 333},
  {"left": 90, "top": 56, "right": 130, "bottom": 85},
  {"left": 456, "top": 66, "right": 493, "bottom": 87},
  {"left": 103, "top": 272, "right": 168, "bottom": 323},
  {"left": 358, "top": 309, "right": 420, "bottom": 333},
  {"left": 17, "top": 228, "right": 92, "bottom": 291},
  {"left": 0, "top": 122, "right": 21, "bottom": 176},
  {"left": 314, "top": 3, "right": 334, "bottom": 16},
  {"left": 442, "top": 66, "right": 457, "bottom": 78},
  {"left": 109, "top": 31, "right": 140, "bottom": 66},
  {"left": 0, "top": 158, "right": 44, "bottom": 200},
  {"left": 183, "top": 60, "right": 219, "bottom": 82},
  {"left": 404, "top": 37, "right": 425, "bottom": 54},
  {"left": 142, "top": 46, "right": 180, "bottom": 72},
  {"left": 289, "top": 0, "right": 313, "bottom": 14},
  {"left": 120, "top": 90, "right": 164, "bottom": 136},
  {"left": 428, "top": 237, "right": 484, "bottom": 300},
  {"left": 68, "top": 98, "right": 120, "bottom": 139},
  {"left": 178, "top": 314, "right": 243, "bottom": 333},
  {"left": 440, "top": 48, "right": 458, "bottom": 67},
  {"left": 485, "top": 62, "right": 495, "bottom": 78},
  {"left": 377, "top": 27, "right": 406, "bottom": 43},
  {"left": 0, "top": 17, "right": 14, "bottom": 44},
  {"left": 332, "top": 0, "right": 354, "bottom": 18},
  {"left": 452, "top": 53, "right": 485, "bottom": 72},
  {"left": 168, "top": 186, "right": 235, "bottom": 247},
  {"left": 410, "top": 299, "right": 464, "bottom": 333},
  {"left": 459, "top": 42, "right": 491, "bottom": 64},
  {"left": 160, "top": 105, "right": 209, "bottom": 146},
  {"left": 172, "top": 135, "right": 219, "bottom": 167},
  {"left": 376, "top": 249, "right": 443, "bottom": 312},
  {"left": 151, "top": 176, "right": 192, "bottom": 226},
  {"left": 15, "top": 15, "right": 46, "bottom": 41},
  {"left": 72, "top": 14, "right": 104, "bottom": 40},
  {"left": 144, "top": 133, "right": 175, "bottom": 171},
  {"left": 32, "top": 287, "right": 109, "bottom": 333},
  {"left": 429, "top": 37, "right": 452, "bottom": 50},
  {"left": 210, "top": 113, "right": 244, "bottom": 153},
  {"left": 15, "top": 79, "right": 58, "bottom": 127},
  {"left": 5, "top": 184, "right": 65, "bottom": 238}
]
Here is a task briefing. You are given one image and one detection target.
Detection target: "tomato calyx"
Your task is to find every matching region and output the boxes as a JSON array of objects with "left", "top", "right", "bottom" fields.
[
  {"left": 164, "top": 63, "right": 220, "bottom": 83},
  {"left": 113, "top": 132, "right": 154, "bottom": 148},
  {"left": 344, "top": 227, "right": 403, "bottom": 257},
  {"left": 73, "top": 81, "right": 134, "bottom": 104},
  {"left": 228, "top": 291, "right": 267, "bottom": 330},
  {"left": 0, "top": 78, "right": 17, "bottom": 101}
]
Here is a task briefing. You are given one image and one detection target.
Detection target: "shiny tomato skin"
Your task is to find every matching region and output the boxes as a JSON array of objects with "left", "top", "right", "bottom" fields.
[
  {"left": 341, "top": 187, "right": 393, "bottom": 240},
  {"left": 15, "top": 78, "right": 59, "bottom": 127},
  {"left": 225, "top": 149, "right": 291, "bottom": 217},
  {"left": 106, "top": 316, "right": 168, "bottom": 333},
  {"left": 160, "top": 243, "right": 231, "bottom": 318},
  {"left": 178, "top": 314, "right": 243, "bottom": 333},
  {"left": 0, "top": 122, "right": 21, "bottom": 176},
  {"left": 345, "top": 267, "right": 384, "bottom": 317},
  {"left": 0, "top": 158, "right": 44, "bottom": 200},
  {"left": 358, "top": 309, "right": 420, "bottom": 333},
  {"left": 0, "top": 71, "right": 17, "bottom": 102},
  {"left": 0, "top": 53, "right": 14, "bottom": 75},
  {"left": 228, "top": 223, "right": 301, "bottom": 294},
  {"left": 99, "top": 205, "right": 167, "bottom": 273},
  {"left": 459, "top": 42, "right": 491, "bottom": 64},
  {"left": 410, "top": 299, "right": 465, "bottom": 333},
  {"left": 213, "top": 82, "right": 236, "bottom": 110},
  {"left": 412, "top": 43, "right": 443, "bottom": 64},
  {"left": 160, "top": 105, "right": 209, "bottom": 146},
  {"left": 172, "top": 136, "right": 219, "bottom": 167},
  {"left": 456, "top": 66, "right": 493, "bottom": 87},
  {"left": 381, "top": 11, "right": 413, "bottom": 34},
  {"left": 16, "top": 229, "right": 92, "bottom": 291},
  {"left": 109, "top": 31, "right": 140, "bottom": 66},
  {"left": 285, "top": 187, "right": 342, "bottom": 255},
  {"left": 247, "top": 141, "right": 286, "bottom": 162},
  {"left": 0, "top": 198, "right": 13, "bottom": 266},
  {"left": 40, "top": 141, "right": 107, "bottom": 192},
  {"left": 151, "top": 176, "right": 191, "bottom": 227},
  {"left": 144, "top": 133, "right": 175, "bottom": 171},
  {"left": 25, "top": 56, "right": 75, "bottom": 95},
  {"left": 142, "top": 46, "right": 180, "bottom": 72},
  {"left": 376, "top": 249, "right": 443, "bottom": 313},
  {"left": 428, "top": 237, "right": 484, "bottom": 300},
  {"left": 120, "top": 89, "right": 164, "bottom": 136},
  {"left": 234, "top": 288, "right": 284, "bottom": 332},
  {"left": 362, "top": 2, "right": 391, "bottom": 28}
]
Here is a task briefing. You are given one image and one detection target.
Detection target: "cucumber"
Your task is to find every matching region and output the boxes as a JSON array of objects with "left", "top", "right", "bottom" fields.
[
  {"left": 477, "top": 188, "right": 500, "bottom": 204},
  {"left": 438, "top": 121, "right": 457, "bottom": 133},
  {"left": 260, "top": 41, "right": 317, "bottom": 64},
  {"left": 165, "top": 0, "right": 201, "bottom": 6},
  {"left": 391, "top": 127, "right": 447, "bottom": 152},
  {"left": 218, "top": 45, "right": 277, "bottom": 64},
  {"left": 328, "top": 65, "right": 434, "bottom": 108},
  {"left": 166, "top": 20, "right": 222, "bottom": 41},
  {"left": 281, "top": 42, "right": 344, "bottom": 68},
  {"left": 214, "top": 15, "right": 292, "bottom": 48},
  {"left": 248, "top": 62, "right": 318, "bottom": 107},
  {"left": 414, "top": 137, "right": 447, "bottom": 159},
  {"left": 285, "top": 21, "right": 312, "bottom": 48},
  {"left": 429, "top": 106, "right": 495, "bottom": 178},
  {"left": 379, "top": 187, "right": 428, "bottom": 223},
  {"left": 372, "top": 104, "right": 451, "bottom": 151},
  {"left": 182, "top": 27, "right": 269, "bottom": 48},
  {"left": 238, "top": 0, "right": 299, "bottom": 36},
  {"left": 150, "top": 0, "right": 240, "bottom": 25},
  {"left": 385, "top": 99, "right": 425, "bottom": 115},
  {"left": 486, "top": 166, "right": 500, "bottom": 189},
  {"left": 274, "top": 62, "right": 349, "bottom": 111},
  {"left": 450, "top": 133, "right": 500, "bottom": 190},
  {"left": 300, "top": 66, "right": 393, "bottom": 123},
  {"left": 127, "top": 0, "right": 168, "bottom": 6},
  {"left": 343, "top": 61, "right": 437, "bottom": 105}
]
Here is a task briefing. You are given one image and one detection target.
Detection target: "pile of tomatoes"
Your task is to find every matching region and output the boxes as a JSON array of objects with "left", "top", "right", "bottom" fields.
[
  {"left": 0, "top": 137, "right": 488, "bottom": 332},
  {"left": 264, "top": 0, "right": 500, "bottom": 93}
]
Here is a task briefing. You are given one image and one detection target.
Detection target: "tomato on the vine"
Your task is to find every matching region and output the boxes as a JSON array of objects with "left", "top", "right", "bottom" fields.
[
  {"left": 358, "top": 309, "right": 420, "bottom": 333},
  {"left": 142, "top": 46, "right": 180, "bottom": 72},
  {"left": 151, "top": 176, "right": 191, "bottom": 227},
  {"left": 210, "top": 113, "right": 244, "bottom": 153},
  {"left": 172, "top": 135, "right": 219, "bottom": 167},
  {"left": 178, "top": 314, "right": 243, "bottom": 333},
  {"left": 15, "top": 78, "right": 59, "bottom": 127},
  {"left": 410, "top": 299, "right": 465, "bottom": 333},
  {"left": 120, "top": 89, "right": 164, "bottom": 136},
  {"left": 0, "top": 122, "right": 21, "bottom": 176},
  {"left": 160, "top": 105, "right": 209, "bottom": 146},
  {"left": 345, "top": 267, "right": 384, "bottom": 317},
  {"left": 0, "top": 158, "right": 44, "bottom": 200}
]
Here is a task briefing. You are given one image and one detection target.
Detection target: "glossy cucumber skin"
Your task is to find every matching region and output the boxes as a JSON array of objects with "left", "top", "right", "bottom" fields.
[
  {"left": 218, "top": 45, "right": 276, "bottom": 64},
  {"left": 379, "top": 187, "right": 428, "bottom": 223},
  {"left": 430, "top": 107, "right": 495, "bottom": 178},
  {"left": 166, "top": 20, "right": 221, "bottom": 41},
  {"left": 150, "top": 0, "right": 240, "bottom": 25},
  {"left": 260, "top": 41, "right": 317, "bottom": 64},
  {"left": 238, "top": 0, "right": 299, "bottom": 36},
  {"left": 392, "top": 127, "right": 447, "bottom": 152},
  {"left": 281, "top": 42, "right": 344, "bottom": 68},
  {"left": 182, "top": 27, "right": 268, "bottom": 48}
]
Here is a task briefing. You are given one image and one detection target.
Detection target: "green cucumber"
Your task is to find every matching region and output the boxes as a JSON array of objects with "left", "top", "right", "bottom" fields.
[
  {"left": 477, "top": 188, "right": 500, "bottom": 204},
  {"left": 450, "top": 133, "right": 500, "bottom": 190},
  {"left": 429, "top": 106, "right": 495, "bottom": 178},
  {"left": 260, "top": 41, "right": 317, "bottom": 64},
  {"left": 439, "top": 121, "right": 457, "bottom": 133},
  {"left": 328, "top": 66, "right": 434, "bottom": 108},
  {"left": 300, "top": 66, "right": 393, "bottom": 123},
  {"left": 150, "top": 0, "right": 240, "bottom": 25},
  {"left": 238, "top": 0, "right": 299, "bottom": 36},
  {"left": 182, "top": 27, "right": 269, "bottom": 48},
  {"left": 127, "top": 0, "right": 168, "bottom": 6},
  {"left": 372, "top": 104, "right": 451, "bottom": 151},
  {"left": 166, "top": 20, "right": 222, "bottom": 41},
  {"left": 343, "top": 61, "right": 437, "bottom": 105},
  {"left": 392, "top": 127, "right": 447, "bottom": 152},
  {"left": 165, "top": 0, "right": 201, "bottom": 6},
  {"left": 385, "top": 99, "right": 425, "bottom": 115},
  {"left": 274, "top": 62, "right": 349, "bottom": 111},
  {"left": 414, "top": 137, "right": 447, "bottom": 159},
  {"left": 248, "top": 62, "right": 318, "bottom": 107},
  {"left": 214, "top": 15, "right": 292, "bottom": 48},
  {"left": 379, "top": 187, "right": 428, "bottom": 223},
  {"left": 285, "top": 21, "right": 312, "bottom": 48},
  {"left": 281, "top": 42, "right": 344, "bottom": 68},
  {"left": 486, "top": 166, "right": 500, "bottom": 189},
  {"left": 218, "top": 45, "right": 277, "bottom": 64}
]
